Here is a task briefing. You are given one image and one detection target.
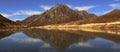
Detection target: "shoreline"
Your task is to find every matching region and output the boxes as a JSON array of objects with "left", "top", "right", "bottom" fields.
[{"left": 0, "top": 21, "right": 120, "bottom": 34}]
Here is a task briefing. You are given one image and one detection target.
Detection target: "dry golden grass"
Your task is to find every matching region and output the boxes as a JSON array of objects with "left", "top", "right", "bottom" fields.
[
  {"left": 34, "top": 21, "right": 120, "bottom": 35},
  {"left": 37, "top": 21, "right": 120, "bottom": 29}
]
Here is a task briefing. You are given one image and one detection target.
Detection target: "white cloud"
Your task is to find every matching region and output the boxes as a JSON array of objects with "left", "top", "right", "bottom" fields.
[
  {"left": 74, "top": 6, "right": 95, "bottom": 11},
  {"left": 40, "top": 5, "right": 52, "bottom": 11},
  {"left": 1, "top": 10, "right": 42, "bottom": 17},
  {"left": 109, "top": 3, "right": 120, "bottom": 9}
]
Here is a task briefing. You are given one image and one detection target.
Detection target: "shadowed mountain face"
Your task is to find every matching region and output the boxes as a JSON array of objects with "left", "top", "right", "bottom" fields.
[
  {"left": 0, "top": 14, "right": 19, "bottom": 28},
  {"left": 22, "top": 4, "right": 96, "bottom": 26},
  {"left": 67, "top": 9, "right": 120, "bottom": 25},
  {"left": 23, "top": 28, "right": 120, "bottom": 49}
]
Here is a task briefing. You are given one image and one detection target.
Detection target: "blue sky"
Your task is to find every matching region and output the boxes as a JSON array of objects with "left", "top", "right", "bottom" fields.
[{"left": 0, "top": 0, "right": 120, "bottom": 21}]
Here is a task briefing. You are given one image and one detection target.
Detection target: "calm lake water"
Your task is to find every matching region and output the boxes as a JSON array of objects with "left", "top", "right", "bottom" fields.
[{"left": 0, "top": 28, "right": 120, "bottom": 52}]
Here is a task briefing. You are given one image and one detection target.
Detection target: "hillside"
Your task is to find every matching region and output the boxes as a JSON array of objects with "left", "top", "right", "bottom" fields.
[
  {"left": 0, "top": 14, "right": 20, "bottom": 28},
  {"left": 22, "top": 4, "right": 96, "bottom": 26},
  {"left": 67, "top": 9, "right": 120, "bottom": 25}
]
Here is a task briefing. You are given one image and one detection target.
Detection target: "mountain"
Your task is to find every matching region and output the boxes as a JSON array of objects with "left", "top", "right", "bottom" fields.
[
  {"left": 22, "top": 15, "right": 39, "bottom": 25},
  {"left": 0, "top": 14, "right": 19, "bottom": 28},
  {"left": 22, "top": 4, "right": 96, "bottom": 26},
  {"left": 67, "top": 9, "right": 120, "bottom": 25}
]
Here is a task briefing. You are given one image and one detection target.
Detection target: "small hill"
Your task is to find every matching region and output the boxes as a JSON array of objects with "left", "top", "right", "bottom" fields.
[{"left": 22, "top": 15, "right": 39, "bottom": 25}]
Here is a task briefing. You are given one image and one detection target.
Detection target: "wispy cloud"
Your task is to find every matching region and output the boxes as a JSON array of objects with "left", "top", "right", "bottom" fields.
[
  {"left": 1, "top": 10, "right": 42, "bottom": 17},
  {"left": 40, "top": 5, "right": 52, "bottom": 11},
  {"left": 109, "top": 3, "right": 120, "bottom": 9},
  {"left": 74, "top": 6, "right": 95, "bottom": 11}
]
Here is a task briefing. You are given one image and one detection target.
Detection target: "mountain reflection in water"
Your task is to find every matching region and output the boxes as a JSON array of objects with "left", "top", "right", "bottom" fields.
[{"left": 0, "top": 28, "right": 120, "bottom": 52}]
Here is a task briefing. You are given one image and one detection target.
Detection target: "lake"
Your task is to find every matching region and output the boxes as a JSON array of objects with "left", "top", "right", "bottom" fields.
[{"left": 0, "top": 28, "right": 120, "bottom": 52}]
